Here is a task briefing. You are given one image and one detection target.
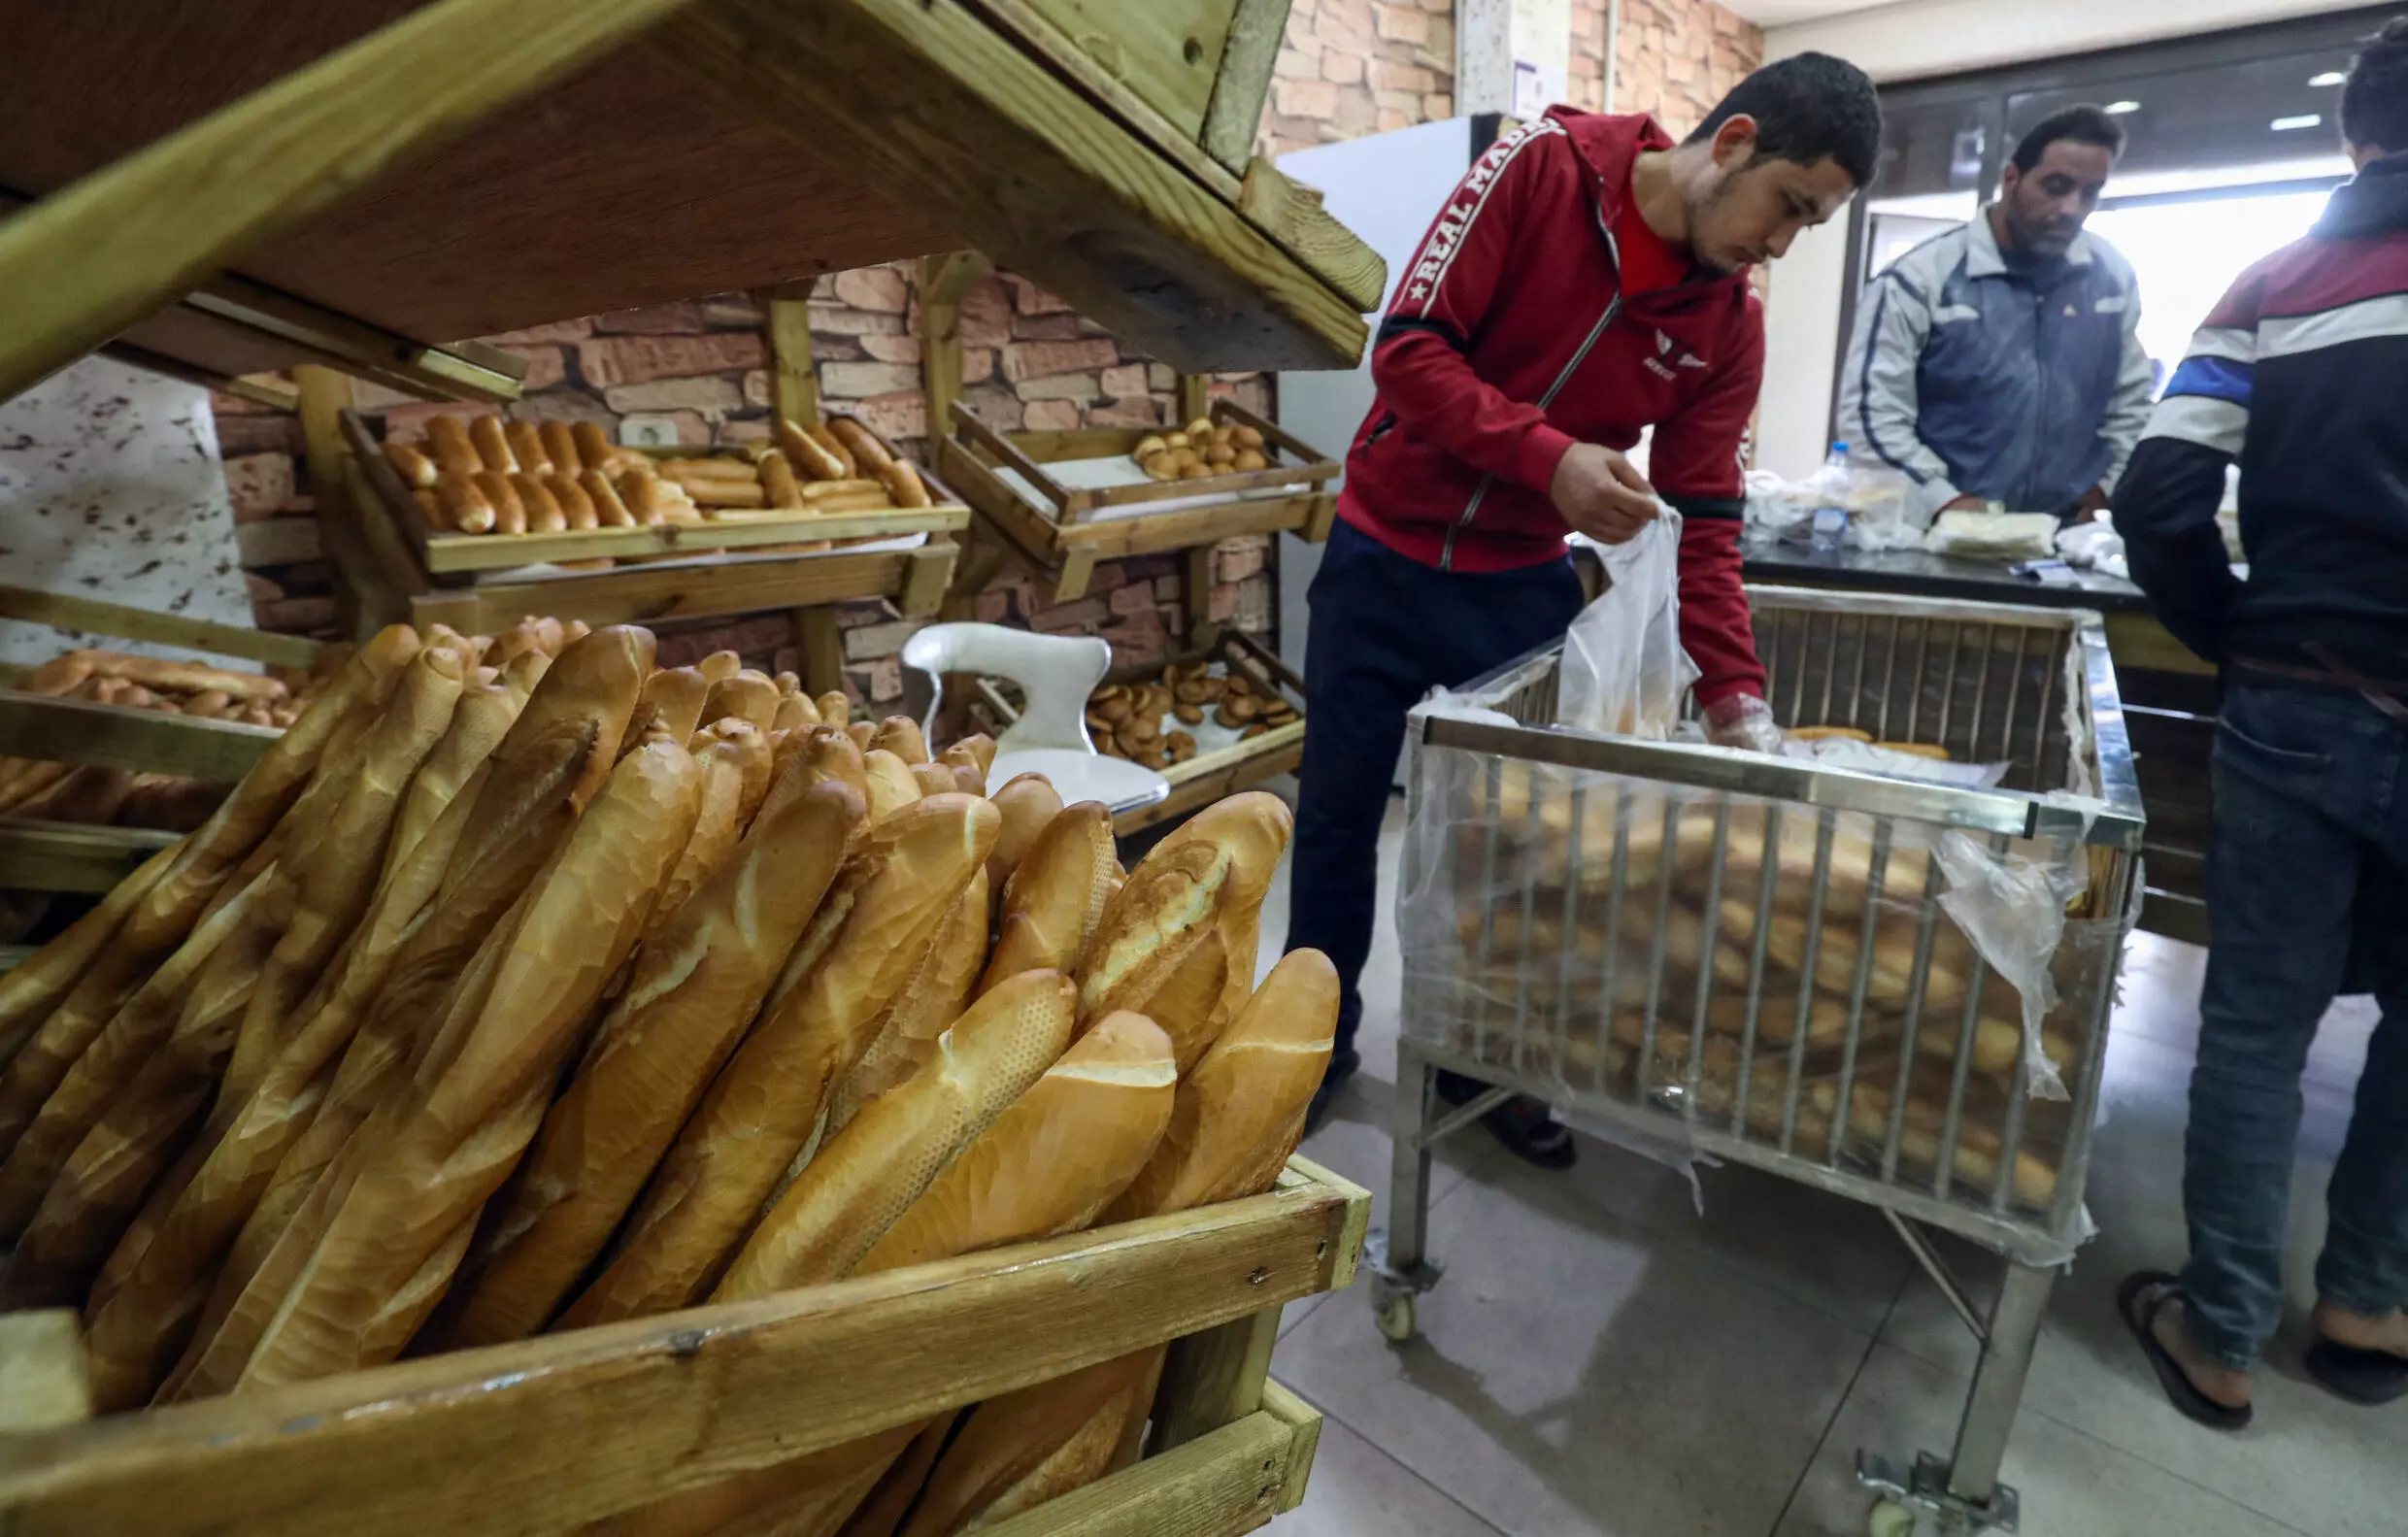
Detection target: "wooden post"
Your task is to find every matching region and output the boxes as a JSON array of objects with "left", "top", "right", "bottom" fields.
[
  {"left": 1182, "top": 544, "right": 1220, "bottom": 652},
  {"left": 291, "top": 364, "right": 370, "bottom": 638},
  {"left": 919, "top": 251, "right": 992, "bottom": 459},
  {"left": 796, "top": 606, "right": 845, "bottom": 701},
  {"left": 1198, "top": 0, "right": 1294, "bottom": 176},
  {"left": 1148, "top": 1305, "right": 1283, "bottom": 1453},
  {"left": 1173, "top": 373, "right": 1211, "bottom": 427},
  {"left": 766, "top": 282, "right": 819, "bottom": 423}
]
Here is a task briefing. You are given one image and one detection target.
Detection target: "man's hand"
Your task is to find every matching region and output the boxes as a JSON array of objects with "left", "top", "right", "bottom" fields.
[
  {"left": 2076, "top": 484, "right": 2112, "bottom": 521},
  {"left": 1703, "top": 694, "right": 1784, "bottom": 754},
  {"left": 1939, "top": 492, "right": 1988, "bottom": 513},
  {"left": 1551, "top": 443, "right": 1659, "bottom": 545}
]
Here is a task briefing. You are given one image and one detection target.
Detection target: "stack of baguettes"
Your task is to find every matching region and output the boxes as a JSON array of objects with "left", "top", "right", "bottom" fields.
[{"left": 0, "top": 615, "right": 1332, "bottom": 1532}]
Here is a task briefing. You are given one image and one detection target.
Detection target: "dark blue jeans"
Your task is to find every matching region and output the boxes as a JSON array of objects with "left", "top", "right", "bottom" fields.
[
  {"left": 2181, "top": 682, "right": 2408, "bottom": 1368},
  {"left": 1285, "top": 518, "right": 1585, "bottom": 1069}
]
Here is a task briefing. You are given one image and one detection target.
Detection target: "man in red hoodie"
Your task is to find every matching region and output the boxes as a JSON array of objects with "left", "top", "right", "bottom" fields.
[{"left": 1292, "top": 54, "right": 1883, "bottom": 1165}]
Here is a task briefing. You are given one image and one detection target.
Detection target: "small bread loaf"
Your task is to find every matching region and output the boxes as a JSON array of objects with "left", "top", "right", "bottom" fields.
[
  {"left": 423, "top": 779, "right": 864, "bottom": 1349},
  {"left": 881, "top": 459, "right": 932, "bottom": 509},
  {"left": 545, "top": 473, "right": 598, "bottom": 530},
  {"left": 698, "top": 672, "right": 780, "bottom": 733},
  {"left": 1107, "top": 950, "right": 1337, "bottom": 1222},
  {"left": 510, "top": 473, "right": 567, "bottom": 533},
  {"left": 872, "top": 717, "right": 930, "bottom": 766},
  {"left": 862, "top": 749, "right": 922, "bottom": 821},
  {"left": 556, "top": 793, "right": 997, "bottom": 1325},
  {"left": 758, "top": 450, "right": 805, "bottom": 510},
  {"left": 570, "top": 422, "right": 616, "bottom": 473},
  {"left": 616, "top": 470, "right": 666, "bottom": 527},
  {"left": 713, "top": 968, "right": 1075, "bottom": 1297},
  {"left": 473, "top": 471, "right": 525, "bottom": 536},
  {"left": 805, "top": 423, "right": 858, "bottom": 479},
  {"left": 777, "top": 417, "right": 850, "bottom": 481},
  {"left": 504, "top": 420, "right": 551, "bottom": 473},
  {"left": 435, "top": 475, "right": 497, "bottom": 535},
  {"left": 858, "top": 1010, "right": 1172, "bottom": 1276},
  {"left": 383, "top": 441, "right": 438, "bottom": 488},
  {"left": 469, "top": 416, "right": 518, "bottom": 473},
  {"left": 818, "top": 690, "right": 852, "bottom": 727},
  {"left": 683, "top": 479, "right": 769, "bottom": 511},
  {"left": 536, "top": 421, "right": 582, "bottom": 474},
  {"left": 828, "top": 418, "right": 893, "bottom": 474},
  {"left": 980, "top": 802, "right": 1117, "bottom": 994},
  {"left": 425, "top": 417, "right": 482, "bottom": 479},
  {"left": 581, "top": 468, "right": 637, "bottom": 528}
]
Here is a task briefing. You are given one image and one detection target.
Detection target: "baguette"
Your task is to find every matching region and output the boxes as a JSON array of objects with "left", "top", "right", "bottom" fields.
[
  {"left": 470, "top": 416, "right": 518, "bottom": 473},
  {"left": 871, "top": 717, "right": 930, "bottom": 766},
  {"left": 909, "top": 761, "right": 957, "bottom": 799},
  {"left": 822, "top": 869, "right": 987, "bottom": 1137},
  {"left": 798, "top": 477, "right": 886, "bottom": 503},
  {"left": 799, "top": 488, "right": 892, "bottom": 514},
  {"left": 827, "top": 418, "right": 894, "bottom": 474},
  {"left": 0, "top": 628, "right": 418, "bottom": 1165},
  {"left": 712, "top": 968, "right": 1075, "bottom": 1298},
  {"left": 939, "top": 739, "right": 989, "bottom": 794},
  {"left": 899, "top": 1352, "right": 1157, "bottom": 1537},
  {"left": 699, "top": 672, "right": 779, "bottom": 733},
  {"left": 1107, "top": 949, "right": 1337, "bottom": 1221},
  {"left": 658, "top": 457, "right": 757, "bottom": 483},
  {"left": 582, "top": 468, "right": 637, "bottom": 528},
  {"left": 757, "top": 451, "right": 805, "bottom": 511},
  {"left": 505, "top": 420, "right": 552, "bottom": 473},
  {"left": 862, "top": 749, "right": 922, "bottom": 821},
  {"left": 425, "top": 417, "right": 482, "bottom": 479},
  {"left": 979, "top": 802, "right": 1117, "bottom": 994},
  {"left": 630, "top": 665, "right": 710, "bottom": 749},
  {"left": 754, "top": 726, "right": 869, "bottom": 828},
  {"left": 777, "top": 417, "right": 850, "bottom": 481},
  {"left": 986, "top": 774, "right": 1064, "bottom": 915},
  {"left": 557, "top": 793, "right": 997, "bottom": 1325},
  {"left": 511, "top": 472, "right": 567, "bottom": 533},
  {"left": 571, "top": 421, "right": 616, "bottom": 474},
  {"left": 537, "top": 421, "right": 583, "bottom": 474},
  {"left": 424, "top": 780, "right": 863, "bottom": 1350},
  {"left": 0, "top": 840, "right": 178, "bottom": 1070},
  {"left": 772, "top": 691, "right": 822, "bottom": 733},
  {"left": 856, "top": 1011, "right": 1172, "bottom": 1275},
  {"left": 383, "top": 441, "right": 438, "bottom": 488},
  {"left": 880, "top": 459, "right": 932, "bottom": 510},
  {"left": 235, "top": 726, "right": 701, "bottom": 1388},
  {"left": 650, "top": 719, "right": 768, "bottom": 927},
  {"left": 384, "top": 681, "right": 522, "bottom": 886}
]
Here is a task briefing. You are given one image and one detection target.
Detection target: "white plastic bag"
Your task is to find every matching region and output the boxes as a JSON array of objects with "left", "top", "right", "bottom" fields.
[
  {"left": 1555, "top": 510, "right": 1696, "bottom": 740},
  {"left": 1934, "top": 832, "right": 2087, "bottom": 1101}
]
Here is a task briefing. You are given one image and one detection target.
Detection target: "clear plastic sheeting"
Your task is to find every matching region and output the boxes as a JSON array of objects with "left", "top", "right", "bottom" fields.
[{"left": 1399, "top": 590, "right": 2143, "bottom": 1264}]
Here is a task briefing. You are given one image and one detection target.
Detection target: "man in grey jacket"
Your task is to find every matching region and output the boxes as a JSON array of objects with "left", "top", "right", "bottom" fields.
[{"left": 1839, "top": 105, "right": 2155, "bottom": 522}]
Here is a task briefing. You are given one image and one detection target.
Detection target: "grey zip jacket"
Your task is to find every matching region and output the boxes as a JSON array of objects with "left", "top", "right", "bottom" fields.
[{"left": 1837, "top": 210, "right": 2153, "bottom": 519}]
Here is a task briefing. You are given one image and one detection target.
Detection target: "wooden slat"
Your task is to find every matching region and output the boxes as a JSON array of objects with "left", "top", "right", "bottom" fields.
[
  {"left": 659, "top": 0, "right": 1367, "bottom": 373},
  {"left": 0, "top": 692, "right": 277, "bottom": 781},
  {"left": 1200, "top": 0, "right": 1292, "bottom": 175},
  {"left": 1174, "top": 374, "right": 1212, "bottom": 427},
  {"left": 767, "top": 280, "right": 819, "bottom": 424},
  {"left": 1014, "top": 426, "right": 1153, "bottom": 463},
  {"left": 0, "top": 585, "right": 318, "bottom": 669},
  {"left": 1054, "top": 494, "right": 1327, "bottom": 557},
  {"left": 1151, "top": 1307, "right": 1281, "bottom": 1453},
  {"left": 920, "top": 251, "right": 993, "bottom": 454},
  {"left": 978, "top": 1411, "right": 1291, "bottom": 1537},
  {"left": 1258, "top": 1381, "right": 1322, "bottom": 1515},
  {"left": 952, "top": 401, "right": 1072, "bottom": 508},
  {"left": 0, "top": 0, "right": 697, "bottom": 401},
  {"left": 1017, "top": 0, "right": 1234, "bottom": 139},
  {"left": 417, "top": 507, "right": 969, "bottom": 573},
  {"left": 899, "top": 537, "right": 959, "bottom": 618},
  {"left": 408, "top": 546, "right": 920, "bottom": 634},
  {"left": 1235, "top": 159, "right": 1388, "bottom": 316},
  {"left": 0, "top": 1313, "right": 93, "bottom": 1435},
  {"left": 0, "top": 1176, "right": 1358, "bottom": 1537},
  {"left": 0, "top": 819, "right": 179, "bottom": 894},
  {"left": 334, "top": 460, "right": 429, "bottom": 637}
]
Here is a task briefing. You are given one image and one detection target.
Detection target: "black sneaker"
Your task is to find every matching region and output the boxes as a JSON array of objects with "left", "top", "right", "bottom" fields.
[{"left": 1303, "top": 1049, "right": 1361, "bottom": 1138}]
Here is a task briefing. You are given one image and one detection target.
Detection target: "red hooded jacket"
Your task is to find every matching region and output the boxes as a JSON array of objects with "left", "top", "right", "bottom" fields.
[{"left": 1336, "top": 109, "right": 1767, "bottom": 706}]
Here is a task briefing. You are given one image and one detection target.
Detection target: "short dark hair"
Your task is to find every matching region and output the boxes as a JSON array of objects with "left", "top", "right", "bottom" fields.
[
  {"left": 1684, "top": 51, "right": 1883, "bottom": 189},
  {"left": 2009, "top": 106, "right": 2127, "bottom": 174},
  {"left": 2338, "top": 16, "right": 2408, "bottom": 154}
]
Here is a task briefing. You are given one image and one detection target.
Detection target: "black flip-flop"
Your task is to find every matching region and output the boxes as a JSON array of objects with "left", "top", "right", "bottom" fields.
[
  {"left": 2304, "top": 1338, "right": 2408, "bottom": 1405},
  {"left": 2119, "top": 1271, "right": 2252, "bottom": 1430}
]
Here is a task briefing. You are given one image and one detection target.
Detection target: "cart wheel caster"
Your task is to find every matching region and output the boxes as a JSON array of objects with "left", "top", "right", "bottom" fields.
[
  {"left": 1371, "top": 1286, "right": 1417, "bottom": 1343},
  {"left": 1866, "top": 1499, "right": 1920, "bottom": 1537}
]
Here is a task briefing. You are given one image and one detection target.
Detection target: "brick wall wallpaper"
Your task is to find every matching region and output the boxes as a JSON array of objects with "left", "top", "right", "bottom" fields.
[
  {"left": 1573, "top": 0, "right": 1764, "bottom": 133},
  {"left": 1262, "top": 0, "right": 1455, "bottom": 155}
]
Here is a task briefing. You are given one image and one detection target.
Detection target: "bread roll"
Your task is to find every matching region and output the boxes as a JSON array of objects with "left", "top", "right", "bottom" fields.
[
  {"left": 772, "top": 691, "right": 821, "bottom": 733},
  {"left": 435, "top": 474, "right": 498, "bottom": 535},
  {"left": 1108, "top": 949, "right": 1335, "bottom": 1221},
  {"left": 470, "top": 470, "right": 524, "bottom": 535},
  {"left": 235, "top": 727, "right": 700, "bottom": 1388},
  {"left": 805, "top": 421, "right": 860, "bottom": 478},
  {"left": 424, "top": 417, "right": 481, "bottom": 479},
  {"left": 383, "top": 441, "right": 438, "bottom": 488},
  {"left": 871, "top": 717, "right": 930, "bottom": 766},
  {"left": 424, "top": 779, "right": 864, "bottom": 1350},
  {"left": 545, "top": 472, "right": 598, "bottom": 530},
  {"left": 681, "top": 478, "right": 769, "bottom": 511},
  {"left": 713, "top": 968, "right": 1075, "bottom": 1298},
  {"left": 819, "top": 690, "right": 852, "bottom": 727},
  {"left": 557, "top": 793, "right": 996, "bottom": 1325},
  {"left": 909, "top": 761, "right": 958, "bottom": 799},
  {"left": 810, "top": 420, "right": 886, "bottom": 479},
  {"left": 862, "top": 749, "right": 922, "bottom": 821},
  {"left": 564, "top": 421, "right": 611, "bottom": 474},
  {"left": 509, "top": 472, "right": 566, "bottom": 534},
  {"left": 986, "top": 773, "right": 1063, "bottom": 912},
  {"left": 581, "top": 468, "right": 637, "bottom": 528},
  {"left": 858, "top": 1011, "right": 1172, "bottom": 1275},
  {"left": 1073, "top": 792, "right": 1289, "bottom": 1053},
  {"left": 699, "top": 672, "right": 779, "bottom": 733},
  {"left": 758, "top": 450, "right": 805, "bottom": 511},
  {"left": 822, "top": 869, "right": 987, "bottom": 1138},
  {"left": 618, "top": 469, "right": 667, "bottom": 527},
  {"left": 504, "top": 420, "right": 552, "bottom": 473},
  {"left": 777, "top": 417, "right": 849, "bottom": 481}
]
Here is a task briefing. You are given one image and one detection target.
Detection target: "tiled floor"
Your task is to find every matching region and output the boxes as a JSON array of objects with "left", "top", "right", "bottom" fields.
[{"left": 1254, "top": 796, "right": 2401, "bottom": 1537}]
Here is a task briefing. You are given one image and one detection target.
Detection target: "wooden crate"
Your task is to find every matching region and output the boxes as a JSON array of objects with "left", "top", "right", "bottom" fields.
[
  {"left": 334, "top": 413, "right": 967, "bottom": 640},
  {"left": 0, "top": 585, "right": 317, "bottom": 895},
  {"left": 0, "top": 1157, "right": 1366, "bottom": 1537},
  {"left": 937, "top": 398, "right": 1337, "bottom": 604},
  {"left": 1108, "top": 630, "right": 1305, "bottom": 835}
]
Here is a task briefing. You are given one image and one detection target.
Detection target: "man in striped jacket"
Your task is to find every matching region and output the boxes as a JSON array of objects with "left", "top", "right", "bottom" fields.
[{"left": 2116, "top": 17, "right": 2408, "bottom": 1427}]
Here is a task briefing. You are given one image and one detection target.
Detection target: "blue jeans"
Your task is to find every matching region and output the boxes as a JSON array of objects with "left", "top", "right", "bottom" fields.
[
  {"left": 1286, "top": 519, "right": 1585, "bottom": 1068},
  {"left": 2181, "top": 682, "right": 2408, "bottom": 1368}
]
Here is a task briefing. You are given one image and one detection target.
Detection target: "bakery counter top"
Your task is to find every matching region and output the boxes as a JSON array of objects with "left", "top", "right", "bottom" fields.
[{"left": 1737, "top": 532, "right": 2155, "bottom": 614}]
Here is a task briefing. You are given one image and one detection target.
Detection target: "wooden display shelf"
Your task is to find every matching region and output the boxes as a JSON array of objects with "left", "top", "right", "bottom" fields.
[
  {"left": 938, "top": 399, "right": 1338, "bottom": 604},
  {"left": 0, "top": 819, "right": 179, "bottom": 896},
  {"left": 0, "top": 1157, "right": 1366, "bottom": 1537},
  {"left": 0, "top": 0, "right": 1377, "bottom": 406},
  {"left": 1111, "top": 630, "right": 1306, "bottom": 835}
]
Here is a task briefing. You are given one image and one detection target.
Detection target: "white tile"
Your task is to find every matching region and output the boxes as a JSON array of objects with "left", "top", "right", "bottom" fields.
[
  {"left": 1266, "top": 1412, "right": 1503, "bottom": 1537},
  {"left": 2106, "top": 932, "right": 2373, "bottom": 1099},
  {"left": 1276, "top": 1163, "right": 1876, "bottom": 1537},
  {"left": 1773, "top": 1344, "right": 2312, "bottom": 1537}
]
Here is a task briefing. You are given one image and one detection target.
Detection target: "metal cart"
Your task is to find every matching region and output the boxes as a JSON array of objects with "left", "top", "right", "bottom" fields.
[{"left": 1369, "top": 588, "right": 2144, "bottom": 1537}]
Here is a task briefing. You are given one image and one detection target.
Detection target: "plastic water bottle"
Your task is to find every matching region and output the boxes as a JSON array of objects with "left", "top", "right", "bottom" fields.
[{"left": 1810, "top": 442, "right": 1851, "bottom": 552}]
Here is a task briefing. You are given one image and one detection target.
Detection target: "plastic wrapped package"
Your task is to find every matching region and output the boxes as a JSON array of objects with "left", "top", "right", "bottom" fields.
[
  {"left": 1556, "top": 511, "right": 1695, "bottom": 740},
  {"left": 1399, "top": 590, "right": 2143, "bottom": 1258}
]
